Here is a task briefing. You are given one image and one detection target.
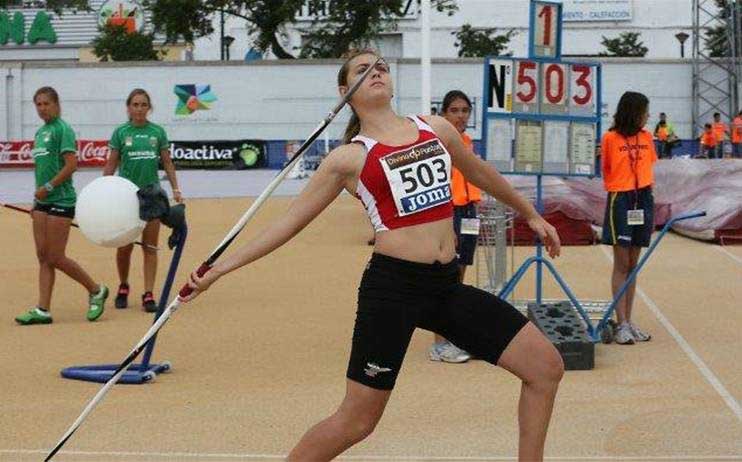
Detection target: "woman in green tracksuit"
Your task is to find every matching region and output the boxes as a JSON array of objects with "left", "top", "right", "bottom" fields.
[
  {"left": 15, "top": 87, "right": 109, "bottom": 325},
  {"left": 103, "top": 88, "right": 182, "bottom": 312}
]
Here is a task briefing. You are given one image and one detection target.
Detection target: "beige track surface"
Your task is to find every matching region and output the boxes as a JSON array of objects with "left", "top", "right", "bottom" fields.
[{"left": 1, "top": 196, "right": 740, "bottom": 462}]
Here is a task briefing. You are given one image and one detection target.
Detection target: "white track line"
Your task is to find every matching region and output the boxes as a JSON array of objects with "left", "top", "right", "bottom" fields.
[
  {"left": 714, "top": 244, "right": 742, "bottom": 266},
  {"left": 2, "top": 449, "right": 741, "bottom": 461},
  {"left": 599, "top": 246, "right": 742, "bottom": 421}
]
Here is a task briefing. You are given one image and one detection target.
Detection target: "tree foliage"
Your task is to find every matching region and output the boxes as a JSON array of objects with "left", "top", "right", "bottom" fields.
[
  {"left": 451, "top": 23, "right": 514, "bottom": 58},
  {"left": 703, "top": 0, "right": 742, "bottom": 57},
  {"left": 91, "top": 23, "right": 161, "bottom": 61},
  {"left": 144, "top": 0, "right": 304, "bottom": 59},
  {"left": 300, "top": 0, "right": 457, "bottom": 58},
  {"left": 144, "top": 0, "right": 457, "bottom": 59},
  {"left": 599, "top": 31, "right": 648, "bottom": 57}
]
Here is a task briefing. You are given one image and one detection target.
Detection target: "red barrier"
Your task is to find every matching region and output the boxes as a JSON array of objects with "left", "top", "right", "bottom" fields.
[
  {"left": 77, "top": 140, "right": 110, "bottom": 167},
  {"left": 0, "top": 140, "right": 109, "bottom": 168},
  {"left": 0, "top": 141, "right": 34, "bottom": 167}
]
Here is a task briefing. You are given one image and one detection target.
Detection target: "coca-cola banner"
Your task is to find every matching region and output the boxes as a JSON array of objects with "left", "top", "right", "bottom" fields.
[
  {"left": 79, "top": 140, "right": 110, "bottom": 167},
  {"left": 0, "top": 139, "right": 266, "bottom": 170},
  {"left": 0, "top": 141, "right": 34, "bottom": 167},
  {"left": 168, "top": 140, "right": 266, "bottom": 170},
  {"left": 0, "top": 140, "right": 109, "bottom": 168}
]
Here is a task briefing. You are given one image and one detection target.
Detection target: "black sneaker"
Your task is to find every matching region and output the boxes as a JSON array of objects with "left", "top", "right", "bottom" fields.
[
  {"left": 142, "top": 292, "right": 158, "bottom": 313},
  {"left": 115, "top": 283, "right": 129, "bottom": 309}
]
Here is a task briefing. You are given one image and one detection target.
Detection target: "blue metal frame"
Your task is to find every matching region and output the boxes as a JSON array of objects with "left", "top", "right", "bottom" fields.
[
  {"left": 499, "top": 212, "right": 706, "bottom": 342},
  {"left": 480, "top": 54, "right": 493, "bottom": 163},
  {"left": 139, "top": 226, "right": 188, "bottom": 369},
  {"left": 596, "top": 64, "right": 603, "bottom": 169},
  {"left": 489, "top": 112, "right": 596, "bottom": 124},
  {"left": 482, "top": 1, "right": 703, "bottom": 347},
  {"left": 61, "top": 225, "right": 188, "bottom": 384},
  {"left": 529, "top": 0, "right": 563, "bottom": 61}
]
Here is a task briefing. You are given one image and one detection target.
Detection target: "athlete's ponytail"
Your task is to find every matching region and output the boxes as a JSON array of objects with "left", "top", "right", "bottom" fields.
[{"left": 343, "top": 110, "right": 361, "bottom": 144}]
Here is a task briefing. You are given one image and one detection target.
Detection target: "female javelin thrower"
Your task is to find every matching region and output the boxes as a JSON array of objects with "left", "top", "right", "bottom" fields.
[{"left": 184, "top": 50, "right": 564, "bottom": 461}]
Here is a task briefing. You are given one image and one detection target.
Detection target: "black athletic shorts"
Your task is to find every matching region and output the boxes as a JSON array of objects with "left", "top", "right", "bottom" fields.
[
  {"left": 346, "top": 253, "right": 529, "bottom": 390},
  {"left": 453, "top": 203, "right": 478, "bottom": 266},
  {"left": 601, "top": 186, "right": 654, "bottom": 248},
  {"left": 33, "top": 201, "right": 75, "bottom": 219}
]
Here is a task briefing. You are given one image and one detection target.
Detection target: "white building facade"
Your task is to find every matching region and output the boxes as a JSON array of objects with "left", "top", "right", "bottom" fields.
[{"left": 0, "top": 57, "right": 705, "bottom": 142}]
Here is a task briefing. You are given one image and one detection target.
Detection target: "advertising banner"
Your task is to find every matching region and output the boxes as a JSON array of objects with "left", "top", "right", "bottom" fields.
[
  {"left": 0, "top": 140, "right": 109, "bottom": 168},
  {"left": 168, "top": 140, "right": 266, "bottom": 170},
  {"left": 0, "top": 139, "right": 267, "bottom": 170},
  {"left": 78, "top": 140, "right": 110, "bottom": 167},
  {"left": 0, "top": 141, "right": 33, "bottom": 167}
]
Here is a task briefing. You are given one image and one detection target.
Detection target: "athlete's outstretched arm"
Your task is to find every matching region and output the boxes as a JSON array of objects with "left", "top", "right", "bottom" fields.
[
  {"left": 182, "top": 145, "right": 358, "bottom": 300},
  {"left": 427, "top": 115, "right": 561, "bottom": 258}
]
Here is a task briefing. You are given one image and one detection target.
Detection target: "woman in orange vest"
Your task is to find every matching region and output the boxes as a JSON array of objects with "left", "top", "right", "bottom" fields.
[
  {"left": 427, "top": 90, "right": 482, "bottom": 363},
  {"left": 601, "top": 91, "right": 657, "bottom": 345}
]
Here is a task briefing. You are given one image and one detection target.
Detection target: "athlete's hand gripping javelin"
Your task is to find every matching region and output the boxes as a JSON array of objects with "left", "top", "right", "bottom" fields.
[{"left": 183, "top": 265, "right": 221, "bottom": 301}]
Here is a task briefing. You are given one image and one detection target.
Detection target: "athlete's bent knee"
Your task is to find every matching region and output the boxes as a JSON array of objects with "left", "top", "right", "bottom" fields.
[
  {"left": 542, "top": 347, "right": 565, "bottom": 384},
  {"left": 337, "top": 412, "right": 379, "bottom": 445}
]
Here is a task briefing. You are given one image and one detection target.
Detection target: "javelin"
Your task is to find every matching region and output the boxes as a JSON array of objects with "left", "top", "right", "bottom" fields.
[
  {"left": 44, "top": 56, "right": 382, "bottom": 462},
  {"left": 0, "top": 202, "right": 158, "bottom": 251}
]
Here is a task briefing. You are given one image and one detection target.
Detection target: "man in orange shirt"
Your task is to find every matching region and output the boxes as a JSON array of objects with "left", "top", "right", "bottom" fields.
[
  {"left": 712, "top": 112, "right": 729, "bottom": 159},
  {"left": 731, "top": 110, "right": 742, "bottom": 158},
  {"left": 428, "top": 90, "right": 481, "bottom": 364},
  {"left": 699, "top": 123, "right": 717, "bottom": 159},
  {"left": 653, "top": 112, "right": 677, "bottom": 158},
  {"left": 601, "top": 91, "right": 657, "bottom": 345}
]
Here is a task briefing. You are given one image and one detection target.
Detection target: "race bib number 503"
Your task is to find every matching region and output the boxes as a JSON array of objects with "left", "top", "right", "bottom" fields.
[{"left": 380, "top": 139, "right": 452, "bottom": 216}]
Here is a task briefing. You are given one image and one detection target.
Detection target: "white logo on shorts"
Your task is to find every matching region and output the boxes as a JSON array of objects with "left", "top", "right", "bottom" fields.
[{"left": 364, "top": 362, "right": 392, "bottom": 378}]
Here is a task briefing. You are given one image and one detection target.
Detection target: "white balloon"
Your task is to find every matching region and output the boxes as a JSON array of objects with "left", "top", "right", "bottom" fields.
[{"left": 76, "top": 176, "right": 145, "bottom": 248}]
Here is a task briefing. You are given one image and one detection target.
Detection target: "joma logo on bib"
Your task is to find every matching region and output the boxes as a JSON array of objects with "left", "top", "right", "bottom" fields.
[{"left": 381, "top": 139, "right": 452, "bottom": 216}]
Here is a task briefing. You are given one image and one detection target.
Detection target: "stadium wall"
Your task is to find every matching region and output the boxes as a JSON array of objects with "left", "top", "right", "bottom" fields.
[{"left": 0, "top": 58, "right": 730, "bottom": 168}]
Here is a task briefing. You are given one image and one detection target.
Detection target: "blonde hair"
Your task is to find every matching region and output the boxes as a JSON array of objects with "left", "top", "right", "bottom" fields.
[{"left": 337, "top": 48, "right": 382, "bottom": 144}]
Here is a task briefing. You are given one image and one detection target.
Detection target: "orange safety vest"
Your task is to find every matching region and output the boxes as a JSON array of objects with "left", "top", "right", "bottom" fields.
[
  {"left": 732, "top": 116, "right": 742, "bottom": 143},
  {"left": 656, "top": 126, "right": 668, "bottom": 141},
  {"left": 701, "top": 130, "right": 717, "bottom": 147},
  {"left": 601, "top": 129, "right": 657, "bottom": 192},
  {"left": 712, "top": 121, "right": 728, "bottom": 141},
  {"left": 451, "top": 132, "right": 482, "bottom": 205}
]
